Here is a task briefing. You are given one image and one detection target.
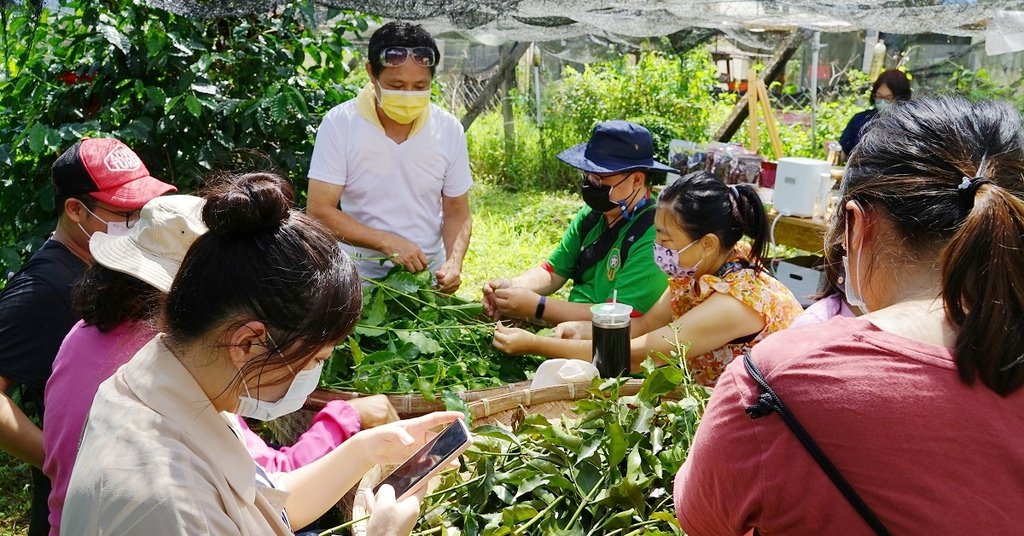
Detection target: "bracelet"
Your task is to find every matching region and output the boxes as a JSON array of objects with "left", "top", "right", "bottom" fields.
[{"left": 534, "top": 295, "right": 547, "bottom": 320}]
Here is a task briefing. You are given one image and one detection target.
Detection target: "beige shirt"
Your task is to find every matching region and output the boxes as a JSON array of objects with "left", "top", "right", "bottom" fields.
[{"left": 61, "top": 335, "right": 292, "bottom": 535}]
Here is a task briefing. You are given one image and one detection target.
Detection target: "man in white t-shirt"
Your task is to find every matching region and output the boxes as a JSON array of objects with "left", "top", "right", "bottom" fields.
[{"left": 307, "top": 22, "right": 473, "bottom": 292}]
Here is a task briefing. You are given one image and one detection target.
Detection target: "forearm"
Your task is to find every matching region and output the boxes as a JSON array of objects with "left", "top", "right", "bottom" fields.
[
  {"left": 0, "top": 393, "right": 43, "bottom": 467},
  {"left": 309, "top": 203, "right": 392, "bottom": 252},
  {"left": 276, "top": 437, "right": 374, "bottom": 528},
  {"left": 441, "top": 209, "right": 472, "bottom": 266},
  {"left": 510, "top": 267, "right": 564, "bottom": 296},
  {"left": 537, "top": 298, "right": 596, "bottom": 324},
  {"left": 527, "top": 335, "right": 593, "bottom": 360}
]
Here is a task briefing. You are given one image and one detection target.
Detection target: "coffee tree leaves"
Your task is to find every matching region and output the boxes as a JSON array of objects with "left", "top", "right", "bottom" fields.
[
  {"left": 378, "top": 358, "right": 711, "bottom": 536},
  {"left": 0, "top": 0, "right": 368, "bottom": 281},
  {"left": 607, "top": 420, "right": 627, "bottom": 467},
  {"left": 321, "top": 268, "right": 544, "bottom": 395}
]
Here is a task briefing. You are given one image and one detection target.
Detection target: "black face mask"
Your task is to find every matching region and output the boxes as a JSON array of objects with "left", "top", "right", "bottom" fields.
[
  {"left": 581, "top": 173, "right": 634, "bottom": 214},
  {"left": 581, "top": 179, "right": 619, "bottom": 213}
]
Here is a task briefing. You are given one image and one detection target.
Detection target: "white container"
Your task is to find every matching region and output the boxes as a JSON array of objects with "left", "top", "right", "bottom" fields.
[
  {"left": 776, "top": 255, "right": 826, "bottom": 307},
  {"left": 774, "top": 157, "right": 832, "bottom": 217}
]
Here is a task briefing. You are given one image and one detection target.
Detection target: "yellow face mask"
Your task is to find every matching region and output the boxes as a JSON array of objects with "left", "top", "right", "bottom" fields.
[{"left": 376, "top": 85, "right": 431, "bottom": 124}]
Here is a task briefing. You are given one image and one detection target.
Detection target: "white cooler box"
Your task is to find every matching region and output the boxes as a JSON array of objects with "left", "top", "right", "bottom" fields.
[{"left": 776, "top": 255, "right": 826, "bottom": 307}]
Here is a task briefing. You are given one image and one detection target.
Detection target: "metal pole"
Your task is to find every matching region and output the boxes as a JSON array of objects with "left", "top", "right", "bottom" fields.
[
  {"left": 809, "top": 31, "right": 821, "bottom": 152},
  {"left": 533, "top": 45, "right": 542, "bottom": 125}
]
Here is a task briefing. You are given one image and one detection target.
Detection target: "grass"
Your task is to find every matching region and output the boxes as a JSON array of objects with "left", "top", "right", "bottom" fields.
[
  {"left": 457, "top": 181, "right": 580, "bottom": 301},
  {"left": 0, "top": 181, "right": 583, "bottom": 535},
  {"left": 0, "top": 451, "right": 31, "bottom": 535}
]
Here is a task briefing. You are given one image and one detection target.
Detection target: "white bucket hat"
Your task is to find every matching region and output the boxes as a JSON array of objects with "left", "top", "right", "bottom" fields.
[{"left": 89, "top": 195, "right": 207, "bottom": 292}]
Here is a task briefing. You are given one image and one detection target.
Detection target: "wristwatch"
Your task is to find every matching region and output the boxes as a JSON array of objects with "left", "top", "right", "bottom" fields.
[{"left": 534, "top": 295, "right": 547, "bottom": 320}]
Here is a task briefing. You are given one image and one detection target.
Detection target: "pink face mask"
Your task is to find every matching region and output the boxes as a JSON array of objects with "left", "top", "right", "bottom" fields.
[{"left": 653, "top": 240, "right": 702, "bottom": 278}]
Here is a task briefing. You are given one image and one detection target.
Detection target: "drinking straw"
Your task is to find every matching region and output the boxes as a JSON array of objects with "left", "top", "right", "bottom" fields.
[{"left": 612, "top": 289, "right": 618, "bottom": 304}]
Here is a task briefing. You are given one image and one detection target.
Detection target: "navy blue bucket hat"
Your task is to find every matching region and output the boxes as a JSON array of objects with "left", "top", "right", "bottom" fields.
[{"left": 557, "top": 120, "right": 675, "bottom": 174}]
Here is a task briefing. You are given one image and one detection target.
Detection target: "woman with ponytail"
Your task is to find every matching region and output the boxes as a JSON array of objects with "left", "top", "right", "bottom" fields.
[
  {"left": 675, "top": 96, "right": 1024, "bottom": 535},
  {"left": 493, "top": 171, "right": 803, "bottom": 386}
]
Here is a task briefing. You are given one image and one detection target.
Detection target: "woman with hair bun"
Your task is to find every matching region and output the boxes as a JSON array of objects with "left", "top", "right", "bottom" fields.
[
  {"left": 676, "top": 96, "right": 1024, "bottom": 535},
  {"left": 62, "top": 172, "right": 461, "bottom": 535},
  {"left": 493, "top": 171, "right": 803, "bottom": 387}
]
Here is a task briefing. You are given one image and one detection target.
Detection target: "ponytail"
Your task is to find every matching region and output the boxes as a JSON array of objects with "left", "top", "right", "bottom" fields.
[
  {"left": 941, "top": 183, "right": 1024, "bottom": 396},
  {"left": 730, "top": 183, "right": 770, "bottom": 271},
  {"left": 659, "top": 172, "right": 769, "bottom": 270}
]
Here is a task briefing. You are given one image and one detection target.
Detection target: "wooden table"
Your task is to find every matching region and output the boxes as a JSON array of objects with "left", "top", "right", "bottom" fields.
[{"left": 770, "top": 213, "right": 828, "bottom": 253}]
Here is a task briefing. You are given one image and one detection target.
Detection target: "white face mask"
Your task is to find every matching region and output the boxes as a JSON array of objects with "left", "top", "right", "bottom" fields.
[
  {"left": 875, "top": 99, "right": 893, "bottom": 113},
  {"left": 236, "top": 360, "right": 323, "bottom": 422},
  {"left": 842, "top": 210, "right": 868, "bottom": 310},
  {"left": 841, "top": 253, "right": 867, "bottom": 310},
  {"left": 79, "top": 205, "right": 131, "bottom": 239}
]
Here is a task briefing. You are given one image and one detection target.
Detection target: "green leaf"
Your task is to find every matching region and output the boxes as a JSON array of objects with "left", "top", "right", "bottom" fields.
[
  {"left": 501, "top": 504, "right": 537, "bottom": 523},
  {"left": 637, "top": 366, "right": 683, "bottom": 404},
  {"left": 626, "top": 444, "right": 643, "bottom": 481},
  {"left": 184, "top": 94, "right": 202, "bottom": 118},
  {"left": 364, "top": 291, "right": 386, "bottom": 326},
  {"left": 98, "top": 23, "right": 129, "bottom": 53},
  {"left": 631, "top": 404, "right": 654, "bottom": 435},
  {"left": 349, "top": 338, "right": 363, "bottom": 366},
  {"left": 397, "top": 331, "right": 442, "bottom": 354},
  {"left": 353, "top": 325, "right": 386, "bottom": 337},
  {"left": 28, "top": 123, "right": 47, "bottom": 153},
  {"left": 441, "top": 391, "right": 472, "bottom": 425},
  {"left": 416, "top": 376, "right": 436, "bottom": 402},
  {"left": 607, "top": 420, "right": 626, "bottom": 467}
]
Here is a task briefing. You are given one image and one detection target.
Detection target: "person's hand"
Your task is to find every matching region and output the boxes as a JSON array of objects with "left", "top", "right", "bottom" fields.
[
  {"left": 347, "top": 395, "right": 399, "bottom": 429},
  {"left": 481, "top": 278, "right": 512, "bottom": 319},
  {"left": 433, "top": 260, "right": 462, "bottom": 294},
  {"left": 492, "top": 322, "right": 537, "bottom": 355},
  {"left": 553, "top": 320, "right": 592, "bottom": 340},
  {"left": 364, "top": 484, "right": 424, "bottom": 536},
  {"left": 379, "top": 234, "right": 429, "bottom": 273},
  {"left": 493, "top": 287, "right": 542, "bottom": 319},
  {"left": 353, "top": 411, "right": 464, "bottom": 467}
]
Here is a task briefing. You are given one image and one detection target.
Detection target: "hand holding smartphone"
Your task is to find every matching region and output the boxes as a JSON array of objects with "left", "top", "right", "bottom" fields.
[{"left": 372, "top": 419, "right": 472, "bottom": 501}]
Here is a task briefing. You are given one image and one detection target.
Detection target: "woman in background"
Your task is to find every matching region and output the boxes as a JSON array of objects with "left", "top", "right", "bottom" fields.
[{"left": 839, "top": 68, "right": 911, "bottom": 158}]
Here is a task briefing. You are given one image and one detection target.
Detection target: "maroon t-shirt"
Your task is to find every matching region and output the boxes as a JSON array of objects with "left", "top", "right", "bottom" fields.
[{"left": 675, "top": 316, "right": 1024, "bottom": 535}]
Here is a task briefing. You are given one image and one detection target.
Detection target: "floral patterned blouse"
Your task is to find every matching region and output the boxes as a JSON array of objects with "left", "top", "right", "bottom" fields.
[{"left": 668, "top": 244, "right": 803, "bottom": 387}]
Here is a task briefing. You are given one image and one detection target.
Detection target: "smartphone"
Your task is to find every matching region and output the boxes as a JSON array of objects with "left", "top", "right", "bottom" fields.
[{"left": 372, "top": 419, "right": 471, "bottom": 500}]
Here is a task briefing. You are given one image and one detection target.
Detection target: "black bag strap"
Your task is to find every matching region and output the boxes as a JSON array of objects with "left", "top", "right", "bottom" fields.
[
  {"left": 742, "top": 353, "right": 892, "bottom": 536},
  {"left": 572, "top": 204, "right": 655, "bottom": 281}
]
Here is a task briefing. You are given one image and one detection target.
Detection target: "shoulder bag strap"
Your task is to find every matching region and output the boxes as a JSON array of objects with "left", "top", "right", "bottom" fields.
[{"left": 742, "top": 352, "right": 892, "bottom": 536}]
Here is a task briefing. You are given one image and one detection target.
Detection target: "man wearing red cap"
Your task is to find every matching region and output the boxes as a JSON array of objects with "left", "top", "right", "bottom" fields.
[{"left": 0, "top": 137, "right": 175, "bottom": 536}]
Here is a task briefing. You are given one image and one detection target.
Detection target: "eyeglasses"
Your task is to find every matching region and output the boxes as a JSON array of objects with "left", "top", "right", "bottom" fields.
[
  {"left": 92, "top": 204, "right": 141, "bottom": 229},
  {"left": 581, "top": 171, "right": 631, "bottom": 187},
  {"left": 380, "top": 46, "right": 437, "bottom": 68}
]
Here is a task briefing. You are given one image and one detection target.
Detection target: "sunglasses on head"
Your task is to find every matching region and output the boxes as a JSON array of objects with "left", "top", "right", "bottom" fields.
[{"left": 380, "top": 46, "right": 437, "bottom": 68}]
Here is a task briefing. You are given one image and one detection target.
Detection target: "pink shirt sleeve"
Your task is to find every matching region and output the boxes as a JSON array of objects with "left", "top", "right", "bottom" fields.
[
  {"left": 674, "top": 357, "right": 767, "bottom": 535},
  {"left": 239, "top": 400, "right": 362, "bottom": 473}
]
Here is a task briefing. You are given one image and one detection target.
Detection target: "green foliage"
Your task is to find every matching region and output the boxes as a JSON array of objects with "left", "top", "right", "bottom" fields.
[
  {"left": 0, "top": 0, "right": 369, "bottom": 278},
  {"left": 468, "top": 50, "right": 724, "bottom": 191},
  {"left": 943, "top": 63, "right": 1024, "bottom": 110},
  {"left": 401, "top": 355, "right": 710, "bottom": 535},
  {"left": 321, "top": 267, "right": 545, "bottom": 395}
]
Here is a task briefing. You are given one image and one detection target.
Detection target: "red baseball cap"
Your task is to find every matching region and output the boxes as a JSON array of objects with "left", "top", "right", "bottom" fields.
[{"left": 52, "top": 138, "right": 177, "bottom": 210}]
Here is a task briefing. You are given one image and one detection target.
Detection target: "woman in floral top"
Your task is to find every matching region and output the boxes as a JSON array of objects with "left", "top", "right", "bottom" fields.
[{"left": 493, "top": 171, "right": 803, "bottom": 386}]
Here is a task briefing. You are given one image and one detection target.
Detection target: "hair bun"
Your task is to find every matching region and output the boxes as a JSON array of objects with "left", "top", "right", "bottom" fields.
[{"left": 202, "top": 172, "right": 295, "bottom": 237}]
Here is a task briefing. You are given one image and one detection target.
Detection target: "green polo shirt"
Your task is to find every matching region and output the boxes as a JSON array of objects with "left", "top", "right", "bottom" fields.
[{"left": 545, "top": 202, "right": 667, "bottom": 313}]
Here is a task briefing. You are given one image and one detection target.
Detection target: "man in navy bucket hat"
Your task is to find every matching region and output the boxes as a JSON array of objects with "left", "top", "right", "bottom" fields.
[{"left": 484, "top": 120, "right": 671, "bottom": 330}]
